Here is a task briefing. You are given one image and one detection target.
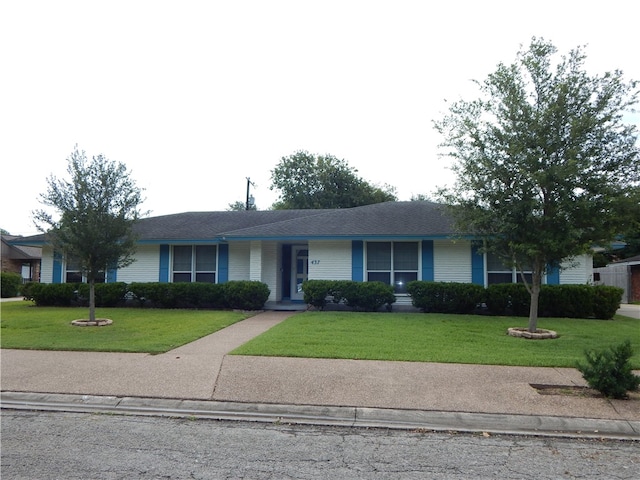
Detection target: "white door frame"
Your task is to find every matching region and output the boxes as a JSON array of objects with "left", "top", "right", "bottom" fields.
[{"left": 291, "top": 245, "right": 308, "bottom": 301}]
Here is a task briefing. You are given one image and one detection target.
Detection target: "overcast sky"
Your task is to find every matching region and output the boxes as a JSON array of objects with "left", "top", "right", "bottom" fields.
[{"left": 2, "top": 0, "right": 638, "bottom": 236}]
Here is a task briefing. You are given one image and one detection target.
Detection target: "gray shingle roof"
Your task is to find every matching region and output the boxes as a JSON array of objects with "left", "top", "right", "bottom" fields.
[
  {"left": 1, "top": 235, "right": 42, "bottom": 258},
  {"left": 10, "top": 202, "right": 457, "bottom": 244},
  {"left": 220, "top": 201, "right": 455, "bottom": 239},
  {"left": 133, "top": 209, "right": 332, "bottom": 241}
]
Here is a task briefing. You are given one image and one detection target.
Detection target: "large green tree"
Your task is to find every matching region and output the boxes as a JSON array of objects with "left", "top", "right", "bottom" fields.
[
  {"left": 434, "top": 38, "right": 639, "bottom": 332},
  {"left": 33, "top": 146, "right": 145, "bottom": 322},
  {"left": 270, "top": 151, "right": 396, "bottom": 209}
]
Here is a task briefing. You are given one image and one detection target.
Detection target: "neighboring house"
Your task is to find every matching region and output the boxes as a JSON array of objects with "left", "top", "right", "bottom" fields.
[
  {"left": 594, "top": 255, "right": 640, "bottom": 304},
  {"left": 1, "top": 234, "right": 41, "bottom": 283},
  {"left": 10, "top": 202, "right": 593, "bottom": 308}
]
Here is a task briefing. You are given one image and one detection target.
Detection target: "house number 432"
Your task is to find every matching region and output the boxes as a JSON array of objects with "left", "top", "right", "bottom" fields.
[{"left": 310, "top": 260, "right": 320, "bottom": 265}]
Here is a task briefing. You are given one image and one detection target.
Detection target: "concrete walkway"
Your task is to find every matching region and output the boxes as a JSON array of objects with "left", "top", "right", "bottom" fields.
[
  {"left": 1, "top": 305, "right": 639, "bottom": 439},
  {"left": 617, "top": 303, "right": 640, "bottom": 319}
]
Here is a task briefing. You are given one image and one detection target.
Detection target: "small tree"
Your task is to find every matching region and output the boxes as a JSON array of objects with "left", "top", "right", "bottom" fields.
[
  {"left": 270, "top": 150, "right": 396, "bottom": 209},
  {"left": 33, "top": 146, "right": 145, "bottom": 322},
  {"left": 434, "top": 38, "right": 640, "bottom": 333},
  {"left": 577, "top": 341, "right": 640, "bottom": 399}
]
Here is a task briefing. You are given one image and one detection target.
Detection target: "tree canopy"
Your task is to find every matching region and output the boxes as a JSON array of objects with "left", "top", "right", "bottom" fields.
[
  {"left": 434, "top": 38, "right": 640, "bottom": 331},
  {"left": 269, "top": 151, "right": 397, "bottom": 209},
  {"left": 227, "top": 200, "right": 257, "bottom": 211},
  {"left": 33, "top": 146, "right": 145, "bottom": 321}
]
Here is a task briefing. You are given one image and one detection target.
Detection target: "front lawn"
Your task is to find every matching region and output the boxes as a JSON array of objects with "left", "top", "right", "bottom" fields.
[
  {"left": 0, "top": 301, "right": 251, "bottom": 354},
  {"left": 3, "top": 302, "right": 638, "bottom": 368},
  {"left": 230, "top": 311, "right": 640, "bottom": 368}
]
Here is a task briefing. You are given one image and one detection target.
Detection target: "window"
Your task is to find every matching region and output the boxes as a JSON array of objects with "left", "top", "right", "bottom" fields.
[
  {"left": 65, "top": 255, "right": 105, "bottom": 283},
  {"left": 486, "top": 252, "right": 532, "bottom": 285},
  {"left": 172, "top": 245, "right": 217, "bottom": 283},
  {"left": 366, "top": 242, "right": 418, "bottom": 293}
]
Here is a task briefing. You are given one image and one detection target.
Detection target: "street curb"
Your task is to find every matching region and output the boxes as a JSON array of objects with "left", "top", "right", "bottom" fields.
[{"left": 2, "top": 391, "right": 638, "bottom": 441}]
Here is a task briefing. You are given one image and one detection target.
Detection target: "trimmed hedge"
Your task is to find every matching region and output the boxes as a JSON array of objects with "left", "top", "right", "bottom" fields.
[
  {"left": 485, "top": 283, "right": 623, "bottom": 319},
  {"left": 224, "top": 281, "right": 271, "bottom": 310},
  {"left": 306, "top": 280, "right": 622, "bottom": 318},
  {"left": 592, "top": 286, "right": 625, "bottom": 320},
  {"left": 128, "top": 282, "right": 227, "bottom": 309},
  {"left": 23, "top": 282, "right": 78, "bottom": 306},
  {"left": 301, "top": 280, "right": 335, "bottom": 309},
  {"left": 1, "top": 271, "right": 22, "bottom": 298},
  {"left": 18, "top": 279, "right": 624, "bottom": 318},
  {"left": 407, "top": 281, "right": 484, "bottom": 314},
  {"left": 484, "top": 283, "right": 531, "bottom": 316},
  {"left": 23, "top": 280, "right": 271, "bottom": 311},
  {"left": 342, "top": 281, "right": 396, "bottom": 312},
  {"left": 76, "top": 283, "right": 129, "bottom": 307},
  {"left": 302, "top": 280, "right": 396, "bottom": 312}
]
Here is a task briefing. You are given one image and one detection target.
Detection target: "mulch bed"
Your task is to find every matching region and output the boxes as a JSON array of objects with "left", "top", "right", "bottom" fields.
[{"left": 531, "top": 383, "right": 640, "bottom": 400}]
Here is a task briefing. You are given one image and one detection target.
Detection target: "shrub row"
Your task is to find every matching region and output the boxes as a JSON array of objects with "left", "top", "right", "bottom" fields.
[
  {"left": 127, "top": 282, "right": 226, "bottom": 309},
  {"left": 19, "top": 279, "right": 624, "bottom": 318},
  {"left": 302, "top": 280, "right": 396, "bottom": 312},
  {"left": 1, "top": 271, "right": 23, "bottom": 298},
  {"left": 407, "top": 281, "right": 622, "bottom": 319},
  {"left": 484, "top": 283, "right": 623, "bottom": 319},
  {"left": 406, "top": 281, "right": 485, "bottom": 314},
  {"left": 22, "top": 281, "right": 270, "bottom": 311},
  {"left": 22, "top": 282, "right": 78, "bottom": 306}
]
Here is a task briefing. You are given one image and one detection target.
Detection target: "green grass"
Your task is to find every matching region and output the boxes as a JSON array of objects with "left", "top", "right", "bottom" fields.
[
  {"left": 230, "top": 311, "right": 640, "bottom": 368},
  {"left": 3, "top": 302, "right": 639, "bottom": 368},
  {"left": 0, "top": 301, "right": 251, "bottom": 354}
]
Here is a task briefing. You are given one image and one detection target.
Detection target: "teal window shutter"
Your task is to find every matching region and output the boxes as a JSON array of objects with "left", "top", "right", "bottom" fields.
[
  {"left": 546, "top": 265, "right": 560, "bottom": 285},
  {"left": 351, "top": 240, "right": 363, "bottom": 281},
  {"left": 471, "top": 242, "right": 485, "bottom": 285},
  {"left": 52, "top": 251, "right": 63, "bottom": 284},
  {"left": 159, "top": 245, "right": 169, "bottom": 282},
  {"left": 422, "top": 240, "right": 434, "bottom": 281},
  {"left": 218, "top": 244, "right": 229, "bottom": 283},
  {"left": 107, "top": 267, "right": 117, "bottom": 283}
]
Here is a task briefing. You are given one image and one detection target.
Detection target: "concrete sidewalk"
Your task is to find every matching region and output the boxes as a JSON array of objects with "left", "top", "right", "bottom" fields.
[{"left": 2, "top": 308, "right": 639, "bottom": 439}]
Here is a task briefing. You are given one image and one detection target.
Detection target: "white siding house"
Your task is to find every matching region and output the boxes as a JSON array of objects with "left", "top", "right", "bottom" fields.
[
  {"left": 559, "top": 255, "right": 593, "bottom": 285},
  {"left": 13, "top": 201, "right": 595, "bottom": 309},
  {"left": 40, "top": 246, "right": 54, "bottom": 286},
  {"left": 434, "top": 240, "right": 473, "bottom": 283},
  {"left": 308, "top": 240, "right": 352, "bottom": 281},
  {"left": 228, "top": 242, "right": 250, "bottom": 281},
  {"left": 116, "top": 245, "right": 160, "bottom": 283}
]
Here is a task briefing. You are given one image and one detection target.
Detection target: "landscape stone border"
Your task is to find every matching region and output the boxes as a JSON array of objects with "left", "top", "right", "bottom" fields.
[
  {"left": 71, "top": 319, "right": 113, "bottom": 327},
  {"left": 507, "top": 327, "right": 558, "bottom": 339}
]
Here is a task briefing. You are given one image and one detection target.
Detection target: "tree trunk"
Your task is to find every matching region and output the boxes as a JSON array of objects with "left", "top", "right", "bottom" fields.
[
  {"left": 527, "top": 265, "right": 543, "bottom": 333},
  {"left": 89, "top": 278, "right": 96, "bottom": 322},
  {"left": 528, "top": 282, "right": 540, "bottom": 332}
]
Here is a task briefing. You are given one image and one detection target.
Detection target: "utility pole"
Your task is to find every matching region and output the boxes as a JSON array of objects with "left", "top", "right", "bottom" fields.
[{"left": 246, "top": 177, "right": 255, "bottom": 210}]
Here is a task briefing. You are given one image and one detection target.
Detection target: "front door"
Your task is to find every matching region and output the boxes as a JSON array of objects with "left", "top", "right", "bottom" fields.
[{"left": 291, "top": 246, "right": 308, "bottom": 301}]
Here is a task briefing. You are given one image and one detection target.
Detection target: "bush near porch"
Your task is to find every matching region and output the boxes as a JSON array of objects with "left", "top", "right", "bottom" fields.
[
  {"left": 405, "top": 281, "right": 622, "bottom": 319},
  {"left": 19, "top": 279, "right": 624, "bottom": 319},
  {"left": 482, "top": 283, "right": 623, "bottom": 319},
  {"left": 22, "top": 280, "right": 271, "bottom": 311},
  {"left": 302, "top": 280, "right": 396, "bottom": 311},
  {"left": 303, "top": 280, "right": 623, "bottom": 319},
  {"left": 1, "top": 271, "right": 23, "bottom": 298}
]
